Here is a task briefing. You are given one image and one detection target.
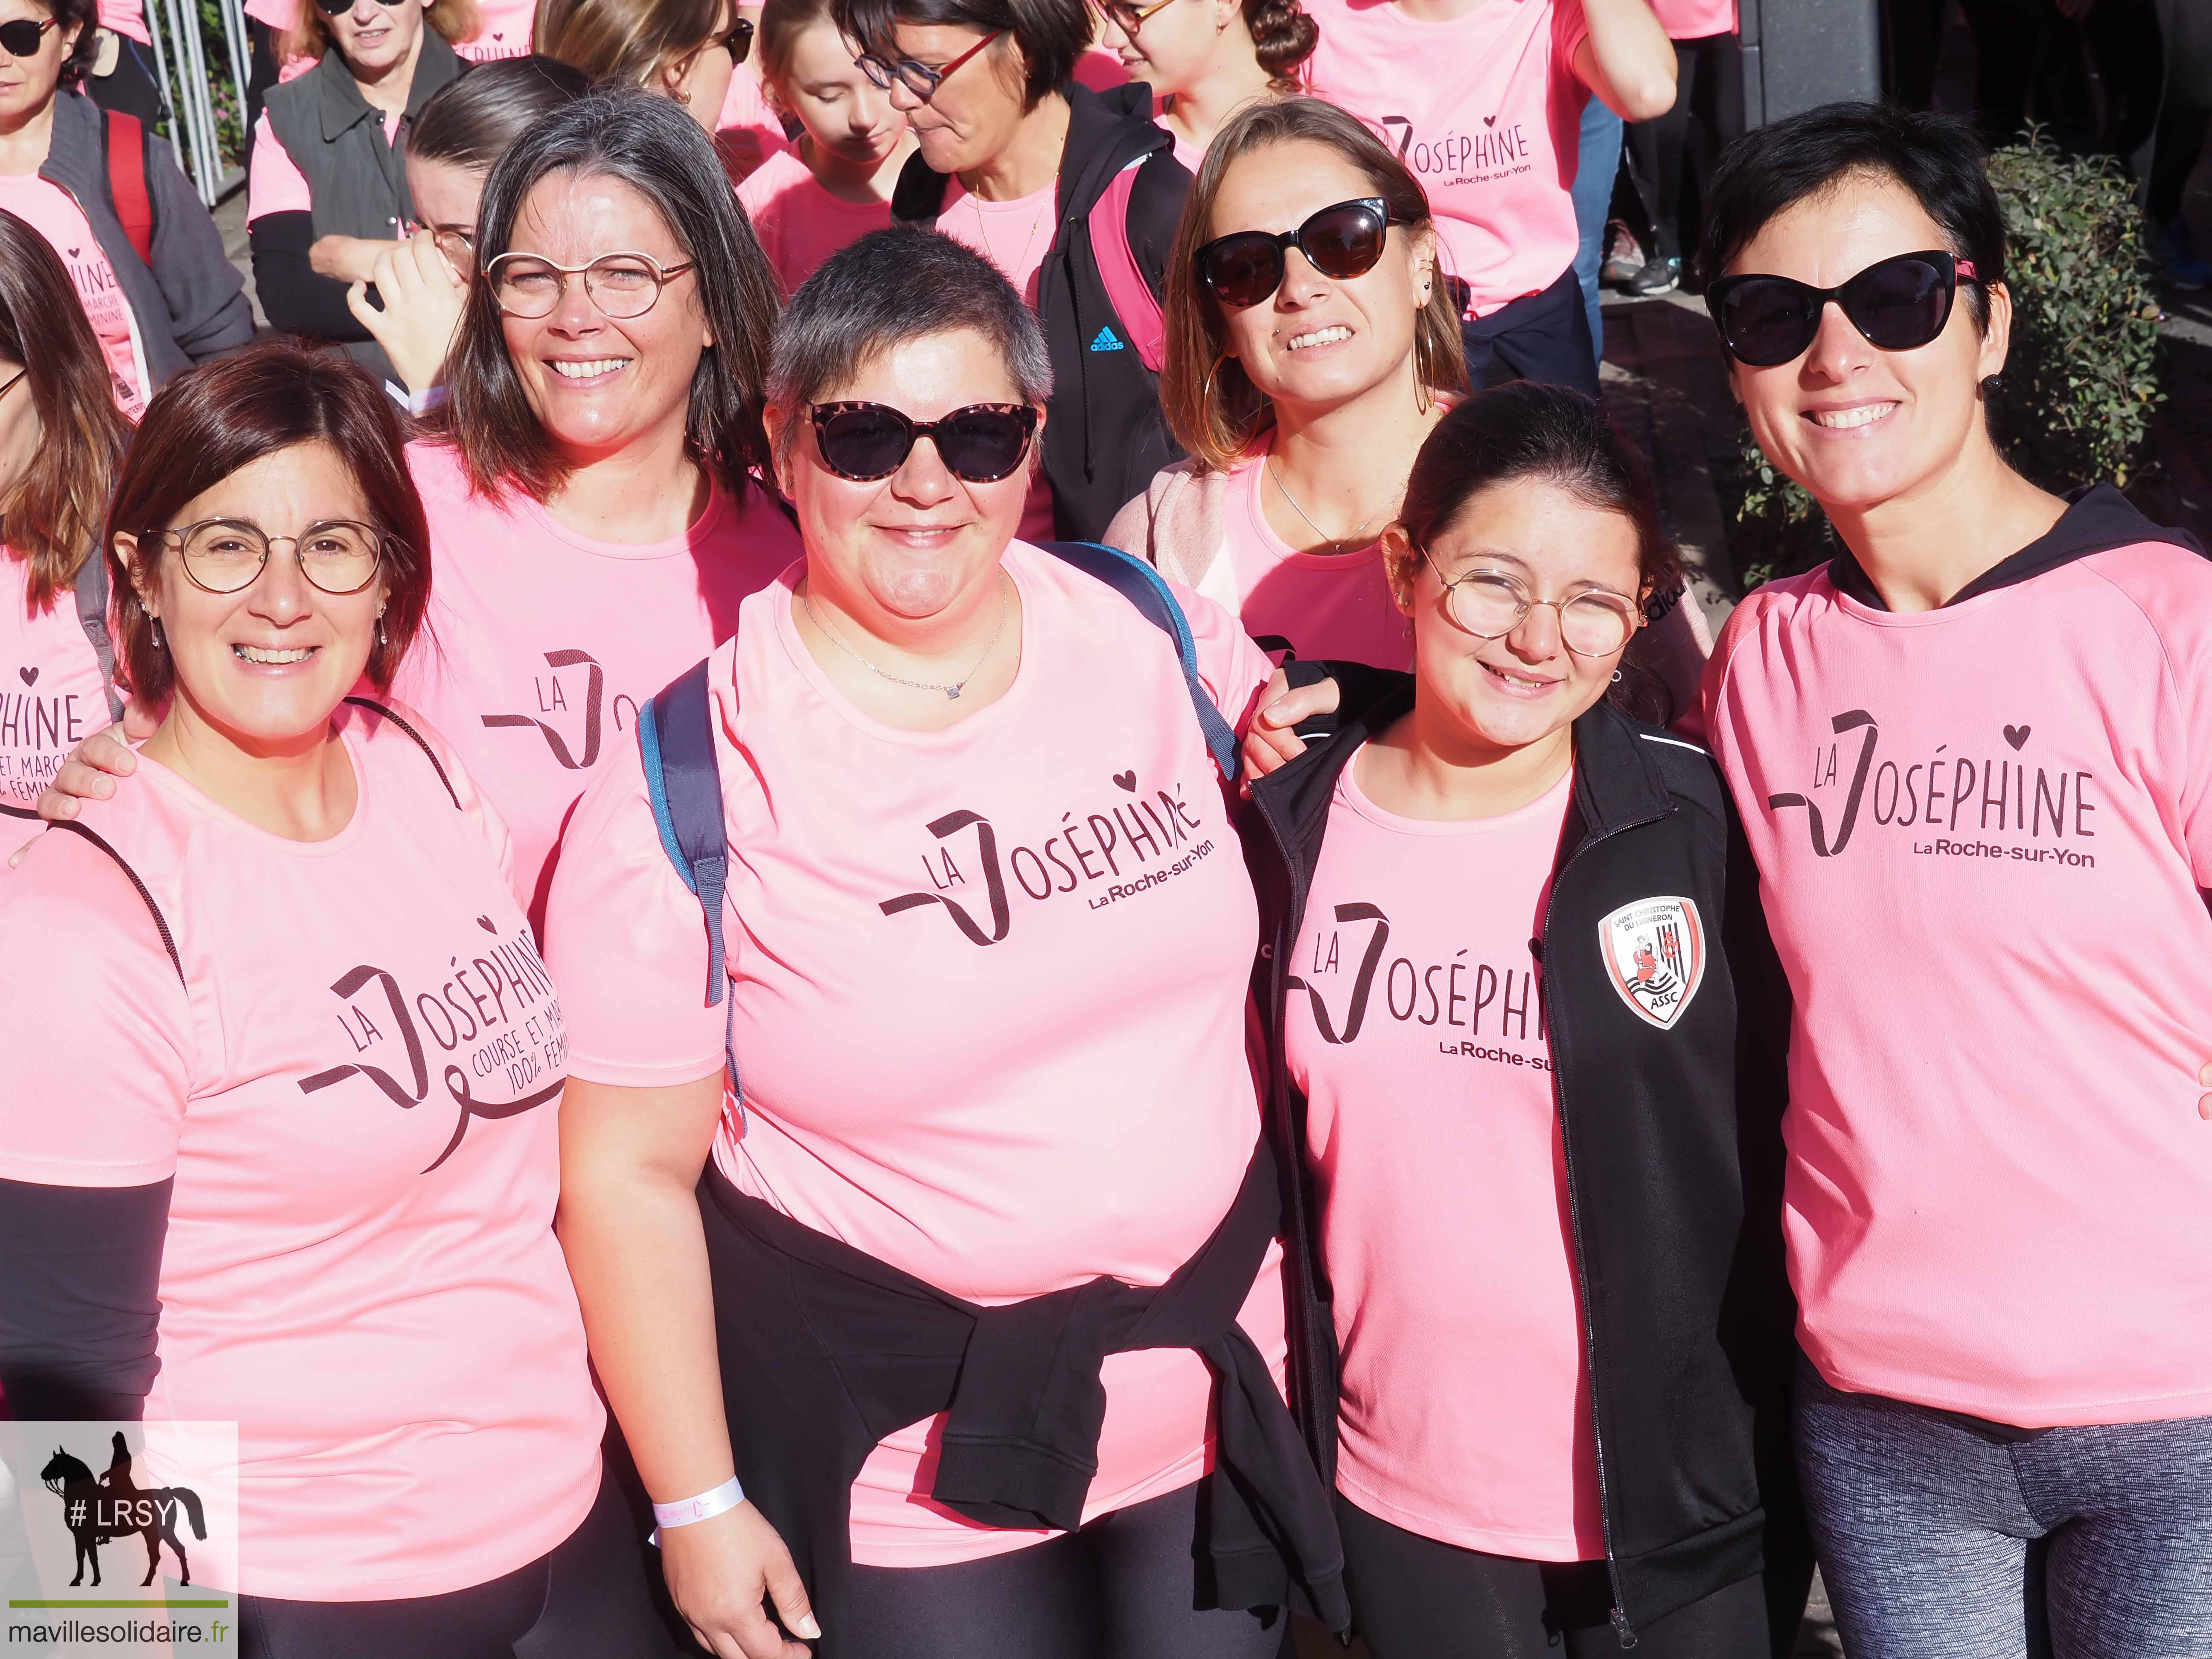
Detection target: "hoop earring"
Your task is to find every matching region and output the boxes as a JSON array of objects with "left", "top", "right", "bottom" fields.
[
  {"left": 1611, "top": 669, "right": 1622, "bottom": 684},
  {"left": 1411, "top": 327, "right": 1435, "bottom": 416}
]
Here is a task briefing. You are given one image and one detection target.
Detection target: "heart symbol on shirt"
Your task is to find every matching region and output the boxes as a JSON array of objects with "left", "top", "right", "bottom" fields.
[
  {"left": 17, "top": 666, "right": 36, "bottom": 685},
  {"left": 476, "top": 914, "right": 498, "bottom": 932},
  {"left": 1483, "top": 115, "right": 1496, "bottom": 127},
  {"left": 66, "top": 247, "right": 79, "bottom": 258},
  {"left": 1113, "top": 771, "right": 1137, "bottom": 792},
  {"left": 2002, "top": 725, "right": 2031, "bottom": 750},
  {"left": 492, "top": 29, "right": 503, "bottom": 36}
]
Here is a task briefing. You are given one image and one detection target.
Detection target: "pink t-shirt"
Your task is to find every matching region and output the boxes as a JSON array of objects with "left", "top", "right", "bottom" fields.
[
  {"left": 247, "top": 108, "right": 403, "bottom": 224},
  {"left": 1698, "top": 544, "right": 2212, "bottom": 1427},
  {"left": 1288, "top": 756, "right": 1600, "bottom": 1557},
  {"left": 544, "top": 543, "right": 1286, "bottom": 1566},
  {"left": 716, "top": 61, "right": 794, "bottom": 175},
  {"left": 736, "top": 146, "right": 894, "bottom": 298},
  {"left": 1074, "top": 47, "right": 1134, "bottom": 93},
  {"left": 1187, "top": 445, "right": 1410, "bottom": 668},
  {"left": 98, "top": 0, "right": 150, "bottom": 47},
  {"left": 390, "top": 441, "right": 803, "bottom": 929},
  {"left": 0, "top": 701, "right": 604, "bottom": 1599},
  {"left": 0, "top": 174, "right": 148, "bottom": 416},
  {"left": 0, "top": 553, "right": 112, "bottom": 834},
  {"left": 936, "top": 178, "right": 1056, "bottom": 307},
  {"left": 1647, "top": 0, "right": 1734, "bottom": 39},
  {"left": 1305, "top": 0, "right": 1591, "bottom": 317},
  {"left": 453, "top": 0, "right": 535, "bottom": 61}
]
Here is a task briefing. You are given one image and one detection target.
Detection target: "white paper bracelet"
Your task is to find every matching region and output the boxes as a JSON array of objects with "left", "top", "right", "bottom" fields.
[{"left": 652, "top": 1475, "right": 745, "bottom": 1530}]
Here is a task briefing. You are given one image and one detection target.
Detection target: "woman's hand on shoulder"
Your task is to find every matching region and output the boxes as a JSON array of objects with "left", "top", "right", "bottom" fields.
[
  {"left": 658, "top": 1501, "right": 821, "bottom": 1659},
  {"left": 346, "top": 231, "right": 467, "bottom": 396},
  {"left": 1241, "top": 668, "right": 1339, "bottom": 787},
  {"left": 7, "top": 710, "right": 155, "bottom": 865}
]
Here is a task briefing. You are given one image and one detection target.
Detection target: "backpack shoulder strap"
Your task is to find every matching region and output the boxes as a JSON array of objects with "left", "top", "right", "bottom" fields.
[
  {"left": 1039, "top": 540, "right": 1238, "bottom": 783},
  {"left": 72, "top": 552, "right": 124, "bottom": 725},
  {"left": 1087, "top": 158, "right": 1165, "bottom": 373},
  {"left": 341, "top": 696, "right": 462, "bottom": 810},
  {"left": 50, "top": 819, "right": 184, "bottom": 987},
  {"left": 637, "top": 657, "right": 743, "bottom": 1115},
  {"left": 102, "top": 109, "right": 154, "bottom": 269}
]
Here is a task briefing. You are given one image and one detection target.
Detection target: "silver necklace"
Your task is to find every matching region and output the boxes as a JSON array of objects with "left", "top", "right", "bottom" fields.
[
  {"left": 801, "top": 574, "right": 1008, "bottom": 700},
  {"left": 1269, "top": 458, "right": 1388, "bottom": 549}
]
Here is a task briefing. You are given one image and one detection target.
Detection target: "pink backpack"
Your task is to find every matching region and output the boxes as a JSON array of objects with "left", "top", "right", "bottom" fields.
[{"left": 1089, "top": 157, "right": 1167, "bottom": 374}]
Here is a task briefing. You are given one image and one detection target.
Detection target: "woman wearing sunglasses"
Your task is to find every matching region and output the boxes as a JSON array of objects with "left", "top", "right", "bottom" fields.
[
  {"left": 546, "top": 226, "right": 1345, "bottom": 1659},
  {"left": 537, "top": 0, "right": 754, "bottom": 136},
  {"left": 1302, "top": 0, "right": 1676, "bottom": 396},
  {"left": 0, "top": 342, "right": 682, "bottom": 1658},
  {"left": 1094, "top": 0, "right": 1313, "bottom": 169},
  {"left": 245, "top": 0, "right": 467, "bottom": 391},
  {"left": 1246, "top": 381, "right": 1806, "bottom": 1659},
  {"left": 1690, "top": 102, "right": 2212, "bottom": 1656},
  {"left": 834, "top": 0, "right": 1191, "bottom": 541},
  {"left": 0, "top": 0, "right": 250, "bottom": 411},
  {"left": 343, "top": 53, "right": 590, "bottom": 399}
]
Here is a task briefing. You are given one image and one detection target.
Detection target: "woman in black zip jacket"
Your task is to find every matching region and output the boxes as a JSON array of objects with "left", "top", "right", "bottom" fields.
[{"left": 1242, "top": 381, "right": 1808, "bottom": 1657}]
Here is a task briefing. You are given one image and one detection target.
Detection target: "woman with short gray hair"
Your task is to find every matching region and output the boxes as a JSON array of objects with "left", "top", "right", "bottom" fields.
[{"left": 547, "top": 226, "right": 1348, "bottom": 1659}]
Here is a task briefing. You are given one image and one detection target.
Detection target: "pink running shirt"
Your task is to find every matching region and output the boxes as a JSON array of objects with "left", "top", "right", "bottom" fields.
[
  {"left": 1647, "top": 0, "right": 1733, "bottom": 38},
  {"left": 0, "top": 701, "right": 604, "bottom": 1600},
  {"left": 1699, "top": 541, "right": 2212, "bottom": 1427},
  {"left": 936, "top": 178, "right": 1057, "bottom": 307},
  {"left": 1287, "top": 755, "right": 1601, "bottom": 1557},
  {"left": 716, "top": 62, "right": 795, "bottom": 177},
  {"left": 736, "top": 147, "right": 895, "bottom": 297},
  {"left": 0, "top": 175, "right": 148, "bottom": 415},
  {"left": 1304, "top": 0, "right": 1591, "bottom": 317},
  {"left": 97, "top": 0, "right": 150, "bottom": 46},
  {"left": 391, "top": 441, "right": 802, "bottom": 928},
  {"left": 0, "top": 553, "right": 113, "bottom": 836},
  {"left": 454, "top": 0, "right": 535, "bottom": 60},
  {"left": 545, "top": 544, "right": 1286, "bottom": 1566}
]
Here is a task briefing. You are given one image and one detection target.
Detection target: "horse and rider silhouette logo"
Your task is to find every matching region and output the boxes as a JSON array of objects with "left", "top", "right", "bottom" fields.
[{"left": 38, "top": 1432, "right": 207, "bottom": 1588}]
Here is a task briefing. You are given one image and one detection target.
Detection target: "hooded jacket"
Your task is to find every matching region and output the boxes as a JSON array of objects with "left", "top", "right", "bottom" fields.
[
  {"left": 39, "top": 90, "right": 253, "bottom": 385},
  {"left": 1244, "top": 669, "right": 1809, "bottom": 1642},
  {"left": 893, "top": 79, "right": 1187, "bottom": 541}
]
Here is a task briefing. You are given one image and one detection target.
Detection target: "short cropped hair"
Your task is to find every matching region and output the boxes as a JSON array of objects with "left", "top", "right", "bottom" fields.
[
  {"left": 833, "top": 0, "right": 1089, "bottom": 106},
  {"left": 767, "top": 228, "right": 1052, "bottom": 464},
  {"left": 1695, "top": 101, "right": 2006, "bottom": 330},
  {"left": 105, "top": 343, "right": 432, "bottom": 704}
]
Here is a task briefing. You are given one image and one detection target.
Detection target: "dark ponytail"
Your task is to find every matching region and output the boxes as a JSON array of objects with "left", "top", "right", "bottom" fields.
[{"left": 1243, "top": 0, "right": 1315, "bottom": 91}]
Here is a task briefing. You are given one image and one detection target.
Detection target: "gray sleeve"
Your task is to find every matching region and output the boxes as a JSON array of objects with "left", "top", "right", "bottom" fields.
[{"left": 143, "top": 133, "right": 256, "bottom": 363}]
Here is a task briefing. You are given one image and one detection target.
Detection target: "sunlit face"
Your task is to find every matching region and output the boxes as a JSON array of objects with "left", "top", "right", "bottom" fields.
[
  {"left": 0, "top": 0, "right": 75, "bottom": 126},
  {"left": 497, "top": 169, "right": 712, "bottom": 466},
  {"left": 1098, "top": 0, "right": 1234, "bottom": 101},
  {"left": 122, "top": 442, "right": 389, "bottom": 752},
  {"left": 878, "top": 23, "right": 1027, "bottom": 178},
  {"left": 1724, "top": 171, "right": 2008, "bottom": 517},
  {"left": 766, "top": 327, "right": 1039, "bottom": 626},
  {"left": 1388, "top": 478, "right": 1643, "bottom": 757},
  {"left": 1209, "top": 140, "right": 1434, "bottom": 422},
  {"left": 326, "top": 0, "right": 430, "bottom": 79},
  {"left": 775, "top": 15, "right": 906, "bottom": 169},
  {"left": 664, "top": 0, "right": 738, "bottom": 131}
]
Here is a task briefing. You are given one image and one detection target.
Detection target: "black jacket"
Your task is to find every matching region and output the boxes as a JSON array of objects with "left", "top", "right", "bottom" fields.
[
  {"left": 893, "top": 80, "right": 1187, "bottom": 541},
  {"left": 1243, "top": 669, "right": 1808, "bottom": 1642}
]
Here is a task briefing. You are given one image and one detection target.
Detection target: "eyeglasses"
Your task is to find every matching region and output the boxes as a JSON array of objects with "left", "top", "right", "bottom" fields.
[
  {"left": 809, "top": 401, "right": 1038, "bottom": 482},
  {"left": 165, "top": 519, "right": 387, "bottom": 597},
  {"left": 430, "top": 226, "right": 475, "bottom": 277},
  {"left": 309, "top": 0, "right": 408, "bottom": 15},
  {"left": 1099, "top": 0, "right": 1177, "bottom": 38},
  {"left": 722, "top": 15, "right": 753, "bottom": 61},
  {"left": 0, "top": 17, "right": 57, "bottom": 54},
  {"left": 1705, "top": 250, "right": 1980, "bottom": 368},
  {"left": 855, "top": 29, "right": 1002, "bottom": 101},
  {"left": 1419, "top": 545, "right": 1640, "bottom": 657},
  {"left": 1193, "top": 198, "right": 1398, "bottom": 310},
  {"left": 486, "top": 250, "right": 696, "bottom": 320}
]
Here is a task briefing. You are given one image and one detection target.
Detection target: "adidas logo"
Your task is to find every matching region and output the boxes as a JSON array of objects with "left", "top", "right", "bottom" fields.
[{"left": 1089, "top": 326, "right": 1125, "bottom": 352}]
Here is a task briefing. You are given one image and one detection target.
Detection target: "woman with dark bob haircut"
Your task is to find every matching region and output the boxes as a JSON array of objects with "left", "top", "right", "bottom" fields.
[
  {"left": 1684, "top": 100, "right": 2212, "bottom": 1656},
  {"left": 0, "top": 342, "right": 681, "bottom": 1657},
  {"left": 545, "top": 226, "right": 1347, "bottom": 1659}
]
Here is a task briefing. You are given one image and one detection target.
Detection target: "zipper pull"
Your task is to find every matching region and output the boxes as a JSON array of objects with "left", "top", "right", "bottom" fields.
[{"left": 1611, "top": 1607, "right": 1637, "bottom": 1649}]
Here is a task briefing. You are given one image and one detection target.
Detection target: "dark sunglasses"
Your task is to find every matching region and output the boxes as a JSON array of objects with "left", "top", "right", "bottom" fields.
[
  {"left": 722, "top": 15, "right": 752, "bottom": 61},
  {"left": 1193, "top": 198, "right": 1397, "bottom": 310},
  {"left": 1705, "top": 250, "right": 1980, "bottom": 367},
  {"left": 0, "top": 16, "right": 56, "bottom": 52},
  {"left": 310, "top": 0, "right": 407, "bottom": 15},
  {"left": 809, "top": 401, "right": 1038, "bottom": 483}
]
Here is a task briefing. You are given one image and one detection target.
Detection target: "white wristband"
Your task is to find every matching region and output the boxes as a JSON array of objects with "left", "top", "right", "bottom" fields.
[{"left": 652, "top": 1475, "right": 745, "bottom": 1530}]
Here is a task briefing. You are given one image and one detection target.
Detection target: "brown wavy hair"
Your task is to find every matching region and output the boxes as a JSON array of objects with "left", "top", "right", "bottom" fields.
[
  {"left": 535, "top": 0, "right": 725, "bottom": 90},
  {"left": 1161, "top": 97, "right": 1464, "bottom": 472},
  {"left": 0, "top": 212, "right": 132, "bottom": 614},
  {"left": 284, "top": 0, "right": 481, "bottom": 66}
]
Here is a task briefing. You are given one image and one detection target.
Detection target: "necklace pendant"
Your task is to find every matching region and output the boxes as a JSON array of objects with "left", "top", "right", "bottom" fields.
[{"left": 946, "top": 686, "right": 961, "bottom": 700}]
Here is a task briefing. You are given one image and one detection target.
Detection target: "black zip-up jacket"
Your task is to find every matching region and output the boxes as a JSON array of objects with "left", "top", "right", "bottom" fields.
[
  {"left": 893, "top": 79, "right": 1187, "bottom": 541},
  {"left": 1244, "top": 671, "right": 1810, "bottom": 1643}
]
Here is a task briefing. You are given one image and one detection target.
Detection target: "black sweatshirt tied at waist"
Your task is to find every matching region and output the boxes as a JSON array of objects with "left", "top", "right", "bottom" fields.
[{"left": 698, "top": 1139, "right": 1349, "bottom": 1656}]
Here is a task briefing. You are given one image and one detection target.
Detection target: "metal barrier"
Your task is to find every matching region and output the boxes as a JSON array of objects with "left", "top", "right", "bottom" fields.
[{"left": 137, "top": 0, "right": 250, "bottom": 204}]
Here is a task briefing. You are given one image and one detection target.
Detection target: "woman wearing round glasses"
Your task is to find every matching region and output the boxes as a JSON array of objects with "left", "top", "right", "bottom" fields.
[
  {"left": 245, "top": 0, "right": 469, "bottom": 392},
  {"left": 1094, "top": 0, "right": 1314, "bottom": 170},
  {"left": 0, "top": 0, "right": 250, "bottom": 413},
  {"left": 0, "top": 342, "right": 681, "bottom": 1656},
  {"left": 1690, "top": 103, "right": 2212, "bottom": 1656},
  {"left": 545, "top": 226, "right": 1345, "bottom": 1659},
  {"left": 834, "top": 0, "right": 1191, "bottom": 541},
  {"left": 1244, "top": 379, "right": 1806, "bottom": 1658}
]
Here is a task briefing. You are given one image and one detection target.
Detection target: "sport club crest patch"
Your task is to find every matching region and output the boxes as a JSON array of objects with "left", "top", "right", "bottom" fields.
[{"left": 1597, "top": 896, "right": 1706, "bottom": 1030}]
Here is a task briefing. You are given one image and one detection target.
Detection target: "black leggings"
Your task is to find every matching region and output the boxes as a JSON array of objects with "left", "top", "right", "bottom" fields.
[
  {"left": 1337, "top": 1493, "right": 1773, "bottom": 1659},
  {"left": 238, "top": 1470, "right": 683, "bottom": 1659},
  {"left": 843, "top": 1481, "right": 1290, "bottom": 1659},
  {"left": 1625, "top": 32, "right": 1742, "bottom": 262}
]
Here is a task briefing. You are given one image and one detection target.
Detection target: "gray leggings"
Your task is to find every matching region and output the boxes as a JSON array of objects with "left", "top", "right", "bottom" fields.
[{"left": 1796, "top": 1359, "right": 2212, "bottom": 1658}]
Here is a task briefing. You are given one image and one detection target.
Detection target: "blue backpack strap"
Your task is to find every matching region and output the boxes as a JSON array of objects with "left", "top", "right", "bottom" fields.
[
  {"left": 1039, "top": 540, "right": 1239, "bottom": 784},
  {"left": 637, "top": 657, "right": 743, "bottom": 1118}
]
